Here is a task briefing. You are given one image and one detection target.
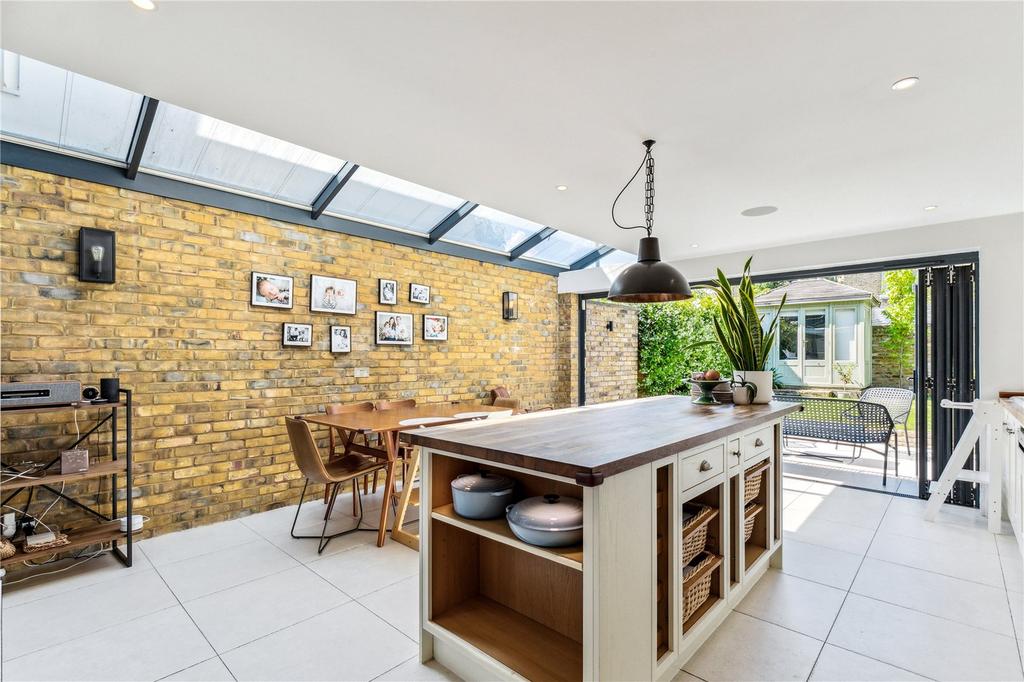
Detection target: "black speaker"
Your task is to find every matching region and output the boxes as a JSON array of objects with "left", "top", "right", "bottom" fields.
[{"left": 99, "top": 378, "right": 120, "bottom": 402}]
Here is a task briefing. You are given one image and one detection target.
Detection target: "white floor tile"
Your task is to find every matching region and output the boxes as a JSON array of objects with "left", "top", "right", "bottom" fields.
[
  {"left": 358, "top": 575, "right": 419, "bottom": 640},
  {"left": 670, "top": 671, "right": 706, "bottom": 682},
  {"left": 162, "top": 657, "right": 236, "bottom": 682},
  {"left": 736, "top": 570, "right": 846, "bottom": 640},
  {"left": 783, "top": 515, "right": 875, "bottom": 555},
  {"left": 779, "top": 539, "right": 863, "bottom": 590},
  {"left": 157, "top": 538, "right": 299, "bottom": 602},
  {"left": 867, "top": 531, "right": 1006, "bottom": 587},
  {"left": 1, "top": 568, "right": 177, "bottom": 660},
  {"left": 3, "top": 606, "right": 214, "bottom": 682},
  {"left": 1008, "top": 591, "right": 1024, "bottom": 642},
  {"left": 785, "top": 486, "right": 890, "bottom": 531},
  {"left": 998, "top": 533, "right": 1022, "bottom": 561},
  {"left": 308, "top": 541, "right": 419, "bottom": 598},
  {"left": 852, "top": 557, "right": 1015, "bottom": 636},
  {"left": 782, "top": 488, "right": 803, "bottom": 509},
  {"left": 373, "top": 657, "right": 458, "bottom": 681},
  {"left": 683, "top": 611, "right": 823, "bottom": 681},
  {"left": 220, "top": 601, "right": 416, "bottom": 681},
  {"left": 183, "top": 565, "right": 350, "bottom": 652},
  {"left": 0, "top": 549, "right": 152, "bottom": 608},
  {"left": 878, "top": 511, "right": 1000, "bottom": 555},
  {"left": 828, "top": 594, "right": 1023, "bottom": 681},
  {"left": 138, "top": 518, "right": 261, "bottom": 566},
  {"left": 1003, "top": 555, "right": 1024, "bottom": 594},
  {"left": 782, "top": 476, "right": 815, "bottom": 493},
  {"left": 810, "top": 644, "right": 928, "bottom": 681}
]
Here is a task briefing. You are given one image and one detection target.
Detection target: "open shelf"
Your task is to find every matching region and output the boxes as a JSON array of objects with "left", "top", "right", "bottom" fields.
[
  {"left": 430, "top": 519, "right": 582, "bottom": 681},
  {"left": 1, "top": 522, "right": 124, "bottom": 567},
  {"left": 683, "top": 595, "right": 723, "bottom": 632},
  {"left": 0, "top": 401, "right": 123, "bottom": 415},
  {"left": 744, "top": 542, "right": 768, "bottom": 569},
  {"left": 433, "top": 595, "right": 582, "bottom": 682},
  {"left": 681, "top": 483, "right": 725, "bottom": 636},
  {"left": 1, "top": 459, "right": 126, "bottom": 493},
  {"left": 743, "top": 459, "right": 771, "bottom": 574},
  {"left": 431, "top": 503, "right": 583, "bottom": 570}
]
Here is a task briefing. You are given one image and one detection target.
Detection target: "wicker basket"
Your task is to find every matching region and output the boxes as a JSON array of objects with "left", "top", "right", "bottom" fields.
[
  {"left": 743, "top": 460, "right": 771, "bottom": 505},
  {"left": 0, "top": 537, "right": 15, "bottom": 560},
  {"left": 743, "top": 503, "right": 764, "bottom": 542},
  {"left": 682, "top": 551, "right": 722, "bottom": 623},
  {"left": 682, "top": 503, "right": 719, "bottom": 565}
]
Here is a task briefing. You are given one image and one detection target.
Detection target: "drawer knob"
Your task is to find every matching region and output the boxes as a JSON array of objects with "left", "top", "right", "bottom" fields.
[
  {"left": 731, "top": 450, "right": 741, "bottom": 457},
  {"left": 754, "top": 438, "right": 765, "bottom": 447},
  {"left": 699, "top": 460, "right": 712, "bottom": 472}
]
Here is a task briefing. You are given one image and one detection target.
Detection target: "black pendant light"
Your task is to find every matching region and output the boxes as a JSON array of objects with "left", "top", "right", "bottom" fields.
[{"left": 607, "top": 140, "right": 692, "bottom": 303}]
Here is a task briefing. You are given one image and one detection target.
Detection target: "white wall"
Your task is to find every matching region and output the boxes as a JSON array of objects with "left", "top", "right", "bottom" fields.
[{"left": 560, "top": 213, "right": 1024, "bottom": 398}]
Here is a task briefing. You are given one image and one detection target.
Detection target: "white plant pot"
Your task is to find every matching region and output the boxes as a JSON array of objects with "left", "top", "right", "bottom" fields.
[{"left": 734, "top": 370, "right": 773, "bottom": 404}]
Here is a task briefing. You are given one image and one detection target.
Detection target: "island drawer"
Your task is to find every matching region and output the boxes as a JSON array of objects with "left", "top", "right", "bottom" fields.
[
  {"left": 742, "top": 426, "right": 773, "bottom": 462},
  {"left": 680, "top": 443, "right": 725, "bottom": 492}
]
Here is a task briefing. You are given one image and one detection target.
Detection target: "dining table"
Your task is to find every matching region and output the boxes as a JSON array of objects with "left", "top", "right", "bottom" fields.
[{"left": 302, "top": 402, "right": 515, "bottom": 548}]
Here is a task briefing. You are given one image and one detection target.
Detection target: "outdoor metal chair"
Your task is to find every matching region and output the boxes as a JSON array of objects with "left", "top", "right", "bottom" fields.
[
  {"left": 774, "top": 394, "right": 896, "bottom": 485},
  {"left": 860, "top": 386, "right": 914, "bottom": 463}
]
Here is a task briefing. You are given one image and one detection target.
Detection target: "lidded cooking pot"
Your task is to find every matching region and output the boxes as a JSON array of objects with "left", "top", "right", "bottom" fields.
[
  {"left": 505, "top": 494, "right": 583, "bottom": 547},
  {"left": 450, "top": 471, "right": 516, "bottom": 520}
]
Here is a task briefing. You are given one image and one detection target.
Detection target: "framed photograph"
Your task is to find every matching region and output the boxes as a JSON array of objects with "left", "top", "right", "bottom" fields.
[
  {"left": 423, "top": 314, "right": 448, "bottom": 341},
  {"left": 379, "top": 279, "right": 398, "bottom": 305},
  {"left": 282, "top": 322, "right": 312, "bottom": 347},
  {"left": 375, "top": 311, "right": 413, "bottom": 346},
  {"left": 330, "top": 325, "right": 351, "bottom": 353},
  {"left": 252, "top": 272, "right": 293, "bottom": 309},
  {"left": 310, "top": 275, "right": 356, "bottom": 314},
  {"left": 409, "top": 283, "right": 430, "bottom": 304}
]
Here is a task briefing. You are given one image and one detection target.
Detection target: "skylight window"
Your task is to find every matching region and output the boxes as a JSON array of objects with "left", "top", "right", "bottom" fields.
[
  {"left": 522, "top": 230, "right": 600, "bottom": 267},
  {"left": 325, "top": 166, "right": 465, "bottom": 235},
  {"left": 442, "top": 206, "right": 547, "bottom": 253},
  {"left": 141, "top": 103, "right": 345, "bottom": 205},
  {"left": 587, "top": 249, "right": 637, "bottom": 269},
  {"left": 0, "top": 51, "right": 144, "bottom": 162}
]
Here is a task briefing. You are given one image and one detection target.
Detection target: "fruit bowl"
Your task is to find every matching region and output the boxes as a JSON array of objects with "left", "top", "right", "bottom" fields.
[{"left": 685, "top": 378, "right": 729, "bottom": 405}]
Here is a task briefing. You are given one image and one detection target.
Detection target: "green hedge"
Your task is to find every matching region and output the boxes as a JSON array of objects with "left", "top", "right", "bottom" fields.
[{"left": 637, "top": 293, "right": 733, "bottom": 396}]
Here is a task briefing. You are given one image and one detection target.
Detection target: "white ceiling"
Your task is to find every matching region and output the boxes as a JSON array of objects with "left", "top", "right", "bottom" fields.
[{"left": 2, "top": 1, "right": 1022, "bottom": 261}]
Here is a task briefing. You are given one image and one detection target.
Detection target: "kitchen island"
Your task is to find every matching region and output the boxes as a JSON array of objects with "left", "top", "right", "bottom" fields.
[{"left": 409, "top": 395, "right": 800, "bottom": 682}]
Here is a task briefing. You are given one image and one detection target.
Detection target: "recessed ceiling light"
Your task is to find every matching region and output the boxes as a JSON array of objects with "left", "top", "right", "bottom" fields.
[
  {"left": 690, "top": 243, "right": 700, "bottom": 248},
  {"left": 131, "top": 0, "right": 156, "bottom": 9},
  {"left": 555, "top": 185, "right": 568, "bottom": 191},
  {"left": 891, "top": 76, "right": 919, "bottom": 91},
  {"left": 741, "top": 206, "right": 778, "bottom": 217},
  {"left": 924, "top": 205, "right": 938, "bottom": 211}
]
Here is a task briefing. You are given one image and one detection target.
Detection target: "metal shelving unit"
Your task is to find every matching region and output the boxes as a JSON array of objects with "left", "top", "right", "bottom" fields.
[{"left": 0, "top": 388, "right": 133, "bottom": 570}]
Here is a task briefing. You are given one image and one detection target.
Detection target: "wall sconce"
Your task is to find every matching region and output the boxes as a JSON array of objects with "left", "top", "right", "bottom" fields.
[
  {"left": 606, "top": 321, "right": 614, "bottom": 332},
  {"left": 502, "top": 291, "right": 519, "bottom": 320},
  {"left": 79, "top": 228, "right": 116, "bottom": 283}
]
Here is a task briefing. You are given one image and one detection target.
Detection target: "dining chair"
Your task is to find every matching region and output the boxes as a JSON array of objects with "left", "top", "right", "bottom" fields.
[
  {"left": 493, "top": 397, "right": 522, "bottom": 413},
  {"left": 324, "top": 401, "right": 376, "bottom": 513},
  {"left": 374, "top": 398, "right": 416, "bottom": 489},
  {"left": 285, "top": 417, "right": 388, "bottom": 554}
]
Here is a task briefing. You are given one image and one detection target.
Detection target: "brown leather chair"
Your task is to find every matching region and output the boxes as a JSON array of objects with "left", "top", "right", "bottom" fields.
[
  {"left": 374, "top": 398, "right": 416, "bottom": 410},
  {"left": 489, "top": 386, "right": 512, "bottom": 405},
  {"left": 286, "top": 417, "right": 388, "bottom": 554},
  {"left": 324, "top": 401, "right": 376, "bottom": 512},
  {"left": 493, "top": 397, "right": 522, "bottom": 413}
]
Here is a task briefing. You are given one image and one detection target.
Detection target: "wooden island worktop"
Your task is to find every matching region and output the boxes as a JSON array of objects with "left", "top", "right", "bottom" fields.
[{"left": 409, "top": 395, "right": 800, "bottom": 682}]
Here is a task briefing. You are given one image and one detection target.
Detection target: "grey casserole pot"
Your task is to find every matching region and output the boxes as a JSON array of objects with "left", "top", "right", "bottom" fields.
[
  {"left": 506, "top": 494, "right": 583, "bottom": 547},
  {"left": 450, "top": 471, "right": 516, "bottom": 519}
]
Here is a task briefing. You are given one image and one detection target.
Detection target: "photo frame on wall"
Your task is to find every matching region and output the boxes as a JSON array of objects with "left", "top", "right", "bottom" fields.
[
  {"left": 330, "top": 325, "right": 351, "bottom": 353},
  {"left": 375, "top": 311, "right": 413, "bottom": 345},
  {"left": 282, "top": 322, "right": 312, "bottom": 347},
  {"left": 423, "top": 314, "right": 448, "bottom": 341},
  {"left": 310, "top": 275, "right": 356, "bottom": 314},
  {"left": 252, "top": 272, "right": 293, "bottom": 309},
  {"left": 379, "top": 279, "right": 398, "bottom": 305},
  {"left": 409, "top": 283, "right": 430, "bottom": 304}
]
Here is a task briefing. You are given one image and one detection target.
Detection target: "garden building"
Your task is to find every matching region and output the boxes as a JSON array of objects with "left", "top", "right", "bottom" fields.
[{"left": 755, "top": 279, "right": 879, "bottom": 389}]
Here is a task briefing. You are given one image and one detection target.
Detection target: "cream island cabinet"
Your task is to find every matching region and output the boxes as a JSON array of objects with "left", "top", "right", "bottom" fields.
[{"left": 408, "top": 395, "right": 800, "bottom": 682}]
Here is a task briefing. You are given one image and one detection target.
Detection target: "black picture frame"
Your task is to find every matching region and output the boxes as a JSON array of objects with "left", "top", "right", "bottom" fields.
[
  {"left": 330, "top": 325, "right": 351, "bottom": 353},
  {"left": 423, "top": 314, "right": 448, "bottom": 341},
  {"left": 409, "top": 283, "right": 430, "bottom": 304},
  {"left": 379, "top": 279, "right": 398, "bottom": 305},
  {"left": 282, "top": 322, "right": 313, "bottom": 347},
  {"left": 78, "top": 227, "right": 116, "bottom": 283},
  {"left": 310, "top": 274, "right": 357, "bottom": 314},
  {"left": 252, "top": 272, "right": 294, "bottom": 309},
  {"left": 375, "top": 311, "right": 413, "bottom": 346}
]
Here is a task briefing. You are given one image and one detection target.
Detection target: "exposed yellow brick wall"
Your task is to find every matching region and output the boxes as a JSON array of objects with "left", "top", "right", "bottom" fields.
[
  {"left": 583, "top": 300, "right": 638, "bottom": 404},
  {"left": 0, "top": 165, "right": 573, "bottom": 542}
]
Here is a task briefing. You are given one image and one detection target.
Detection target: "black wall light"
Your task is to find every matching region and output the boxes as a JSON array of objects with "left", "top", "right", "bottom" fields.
[
  {"left": 79, "top": 227, "right": 116, "bottom": 283},
  {"left": 502, "top": 291, "right": 519, "bottom": 320}
]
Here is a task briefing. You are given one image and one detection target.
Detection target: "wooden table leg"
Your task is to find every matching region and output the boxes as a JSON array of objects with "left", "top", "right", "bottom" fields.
[
  {"left": 376, "top": 431, "right": 399, "bottom": 547},
  {"left": 392, "top": 446, "right": 420, "bottom": 551}
]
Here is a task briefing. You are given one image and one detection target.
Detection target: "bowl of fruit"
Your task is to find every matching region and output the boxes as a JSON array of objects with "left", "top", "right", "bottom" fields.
[{"left": 685, "top": 370, "right": 729, "bottom": 405}]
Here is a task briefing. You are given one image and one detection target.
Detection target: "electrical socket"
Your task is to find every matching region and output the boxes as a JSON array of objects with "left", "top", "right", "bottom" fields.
[
  {"left": 1, "top": 512, "right": 15, "bottom": 538},
  {"left": 354, "top": 367, "right": 370, "bottom": 378}
]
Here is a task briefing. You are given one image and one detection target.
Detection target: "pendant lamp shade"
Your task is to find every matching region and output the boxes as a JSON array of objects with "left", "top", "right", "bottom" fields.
[{"left": 607, "top": 237, "right": 691, "bottom": 303}]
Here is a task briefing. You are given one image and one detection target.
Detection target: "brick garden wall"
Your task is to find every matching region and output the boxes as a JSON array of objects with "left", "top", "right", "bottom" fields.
[
  {"left": 871, "top": 324, "right": 913, "bottom": 389},
  {"left": 583, "top": 300, "right": 638, "bottom": 404},
  {"left": 0, "top": 165, "right": 574, "bottom": 542}
]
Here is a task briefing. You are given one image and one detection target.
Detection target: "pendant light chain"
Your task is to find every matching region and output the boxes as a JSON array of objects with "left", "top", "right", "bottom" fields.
[{"left": 644, "top": 150, "right": 655, "bottom": 237}]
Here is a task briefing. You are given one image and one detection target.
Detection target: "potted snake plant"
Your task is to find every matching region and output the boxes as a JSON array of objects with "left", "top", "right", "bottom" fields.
[{"left": 694, "top": 257, "right": 786, "bottom": 404}]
